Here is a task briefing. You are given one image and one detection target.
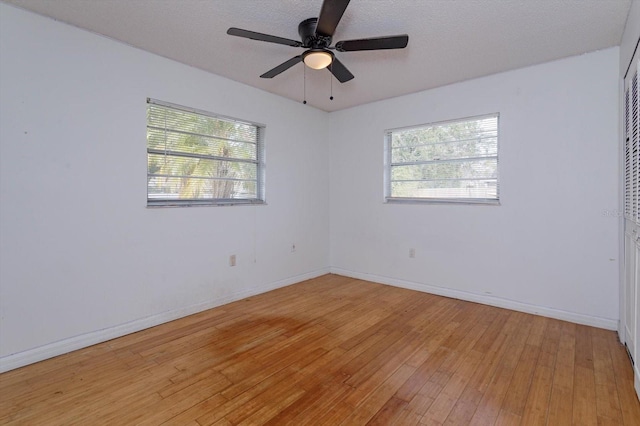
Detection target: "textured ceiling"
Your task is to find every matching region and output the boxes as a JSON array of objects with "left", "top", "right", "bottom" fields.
[{"left": 3, "top": 0, "right": 632, "bottom": 112}]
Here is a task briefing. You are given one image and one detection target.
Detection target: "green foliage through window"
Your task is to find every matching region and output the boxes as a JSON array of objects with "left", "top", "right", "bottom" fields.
[
  {"left": 147, "top": 99, "right": 265, "bottom": 206},
  {"left": 385, "top": 114, "right": 499, "bottom": 203}
]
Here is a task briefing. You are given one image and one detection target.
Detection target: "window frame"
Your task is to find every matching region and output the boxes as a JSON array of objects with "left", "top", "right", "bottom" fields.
[
  {"left": 384, "top": 113, "right": 500, "bottom": 205},
  {"left": 146, "top": 98, "right": 266, "bottom": 207}
]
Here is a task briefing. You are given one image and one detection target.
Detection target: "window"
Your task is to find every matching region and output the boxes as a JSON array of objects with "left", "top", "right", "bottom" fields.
[
  {"left": 147, "top": 99, "right": 265, "bottom": 206},
  {"left": 384, "top": 114, "right": 499, "bottom": 204}
]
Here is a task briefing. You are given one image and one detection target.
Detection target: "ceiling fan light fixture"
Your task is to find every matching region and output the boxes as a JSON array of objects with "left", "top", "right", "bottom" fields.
[{"left": 303, "top": 50, "right": 333, "bottom": 70}]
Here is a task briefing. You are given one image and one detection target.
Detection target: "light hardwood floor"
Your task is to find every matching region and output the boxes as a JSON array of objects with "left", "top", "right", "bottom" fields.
[{"left": 1, "top": 274, "right": 639, "bottom": 425}]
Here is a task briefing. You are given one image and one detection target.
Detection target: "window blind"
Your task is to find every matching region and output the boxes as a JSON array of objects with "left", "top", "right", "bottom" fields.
[
  {"left": 385, "top": 114, "right": 499, "bottom": 204},
  {"left": 147, "top": 99, "right": 265, "bottom": 206}
]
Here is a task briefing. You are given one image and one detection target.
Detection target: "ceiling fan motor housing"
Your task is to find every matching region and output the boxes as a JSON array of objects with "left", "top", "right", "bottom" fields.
[{"left": 298, "top": 18, "right": 332, "bottom": 48}]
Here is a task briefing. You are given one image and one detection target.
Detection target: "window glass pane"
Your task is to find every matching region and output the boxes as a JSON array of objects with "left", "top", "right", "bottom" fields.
[
  {"left": 147, "top": 128, "right": 257, "bottom": 161},
  {"left": 390, "top": 158, "right": 497, "bottom": 181},
  {"left": 148, "top": 105, "right": 257, "bottom": 142},
  {"left": 147, "top": 176, "right": 257, "bottom": 200},
  {"left": 391, "top": 179, "right": 497, "bottom": 199},
  {"left": 148, "top": 154, "right": 258, "bottom": 180},
  {"left": 147, "top": 100, "right": 264, "bottom": 206},
  {"left": 386, "top": 114, "right": 499, "bottom": 203}
]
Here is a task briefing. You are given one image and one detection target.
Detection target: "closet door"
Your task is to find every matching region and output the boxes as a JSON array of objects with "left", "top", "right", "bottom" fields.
[{"left": 623, "top": 51, "right": 640, "bottom": 386}]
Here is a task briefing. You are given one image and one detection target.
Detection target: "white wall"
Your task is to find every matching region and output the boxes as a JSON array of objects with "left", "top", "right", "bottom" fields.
[
  {"left": 0, "top": 4, "right": 330, "bottom": 370},
  {"left": 329, "top": 48, "right": 620, "bottom": 329}
]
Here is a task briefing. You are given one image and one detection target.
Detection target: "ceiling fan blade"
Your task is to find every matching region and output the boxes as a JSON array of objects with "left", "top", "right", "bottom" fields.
[
  {"left": 316, "top": 0, "right": 351, "bottom": 37},
  {"left": 260, "top": 56, "right": 303, "bottom": 78},
  {"left": 335, "top": 35, "right": 409, "bottom": 52},
  {"left": 227, "top": 28, "right": 302, "bottom": 47},
  {"left": 328, "top": 57, "right": 354, "bottom": 83}
]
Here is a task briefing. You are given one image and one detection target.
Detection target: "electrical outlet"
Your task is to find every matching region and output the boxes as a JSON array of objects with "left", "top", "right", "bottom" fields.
[
  {"left": 409, "top": 248, "right": 415, "bottom": 258},
  {"left": 229, "top": 254, "right": 236, "bottom": 266}
]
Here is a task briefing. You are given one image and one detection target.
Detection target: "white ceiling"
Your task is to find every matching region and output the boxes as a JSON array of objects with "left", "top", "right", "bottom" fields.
[{"left": 3, "top": 0, "right": 632, "bottom": 112}]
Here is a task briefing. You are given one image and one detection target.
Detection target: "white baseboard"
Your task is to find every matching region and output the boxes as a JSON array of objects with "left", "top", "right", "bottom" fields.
[
  {"left": 0, "top": 268, "right": 329, "bottom": 373},
  {"left": 330, "top": 268, "right": 618, "bottom": 331}
]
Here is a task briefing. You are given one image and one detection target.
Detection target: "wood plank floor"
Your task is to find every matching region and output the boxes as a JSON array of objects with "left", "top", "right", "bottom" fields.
[{"left": 1, "top": 274, "right": 639, "bottom": 425}]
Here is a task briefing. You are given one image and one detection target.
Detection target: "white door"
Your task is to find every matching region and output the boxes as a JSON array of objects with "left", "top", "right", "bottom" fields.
[{"left": 623, "top": 48, "right": 640, "bottom": 399}]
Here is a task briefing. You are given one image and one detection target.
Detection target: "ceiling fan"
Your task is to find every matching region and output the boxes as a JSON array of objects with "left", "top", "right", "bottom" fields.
[{"left": 226, "top": 0, "right": 409, "bottom": 83}]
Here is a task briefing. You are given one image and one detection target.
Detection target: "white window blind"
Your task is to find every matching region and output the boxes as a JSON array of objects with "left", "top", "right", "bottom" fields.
[
  {"left": 625, "top": 64, "right": 640, "bottom": 224},
  {"left": 385, "top": 114, "right": 499, "bottom": 204},
  {"left": 147, "top": 99, "right": 265, "bottom": 206}
]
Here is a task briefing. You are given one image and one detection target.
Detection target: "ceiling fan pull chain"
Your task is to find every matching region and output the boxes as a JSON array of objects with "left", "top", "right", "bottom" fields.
[
  {"left": 330, "top": 62, "right": 334, "bottom": 100},
  {"left": 303, "top": 65, "right": 307, "bottom": 105}
]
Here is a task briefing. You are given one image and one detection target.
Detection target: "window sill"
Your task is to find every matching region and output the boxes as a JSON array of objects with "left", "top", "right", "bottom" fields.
[
  {"left": 384, "top": 197, "right": 500, "bottom": 206},
  {"left": 147, "top": 200, "right": 266, "bottom": 208}
]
